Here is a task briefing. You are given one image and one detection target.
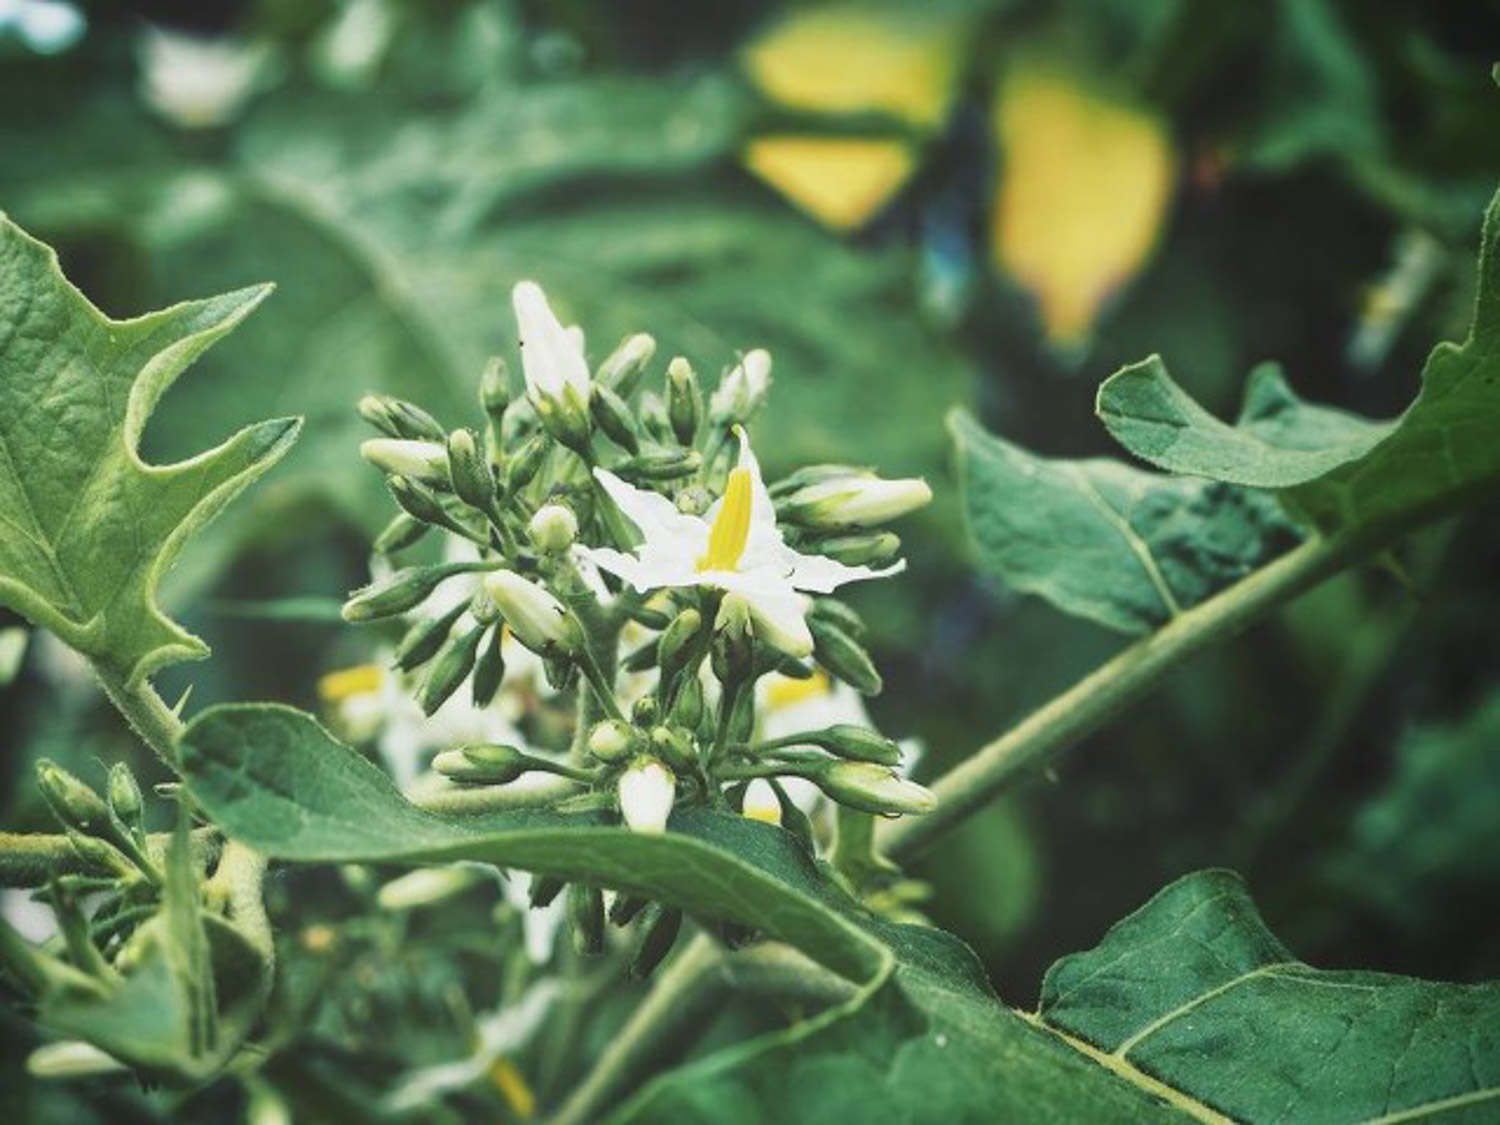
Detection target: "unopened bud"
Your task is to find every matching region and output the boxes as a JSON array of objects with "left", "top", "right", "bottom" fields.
[
  {"left": 803, "top": 724, "right": 902, "bottom": 766},
  {"left": 529, "top": 874, "right": 566, "bottom": 909},
  {"left": 432, "top": 743, "right": 529, "bottom": 784},
  {"left": 358, "top": 394, "right": 446, "bottom": 442},
  {"left": 658, "top": 608, "right": 704, "bottom": 681},
  {"left": 779, "top": 476, "right": 932, "bottom": 530},
  {"left": 479, "top": 356, "right": 511, "bottom": 418},
  {"left": 446, "top": 428, "right": 495, "bottom": 510},
  {"left": 616, "top": 448, "right": 701, "bottom": 482},
  {"left": 668, "top": 673, "right": 704, "bottom": 730},
  {"left": 622, "top": 637, "right": 661, "bottom": 672},
  {"left": 37, "top": 761, "right": 108, "bottom": 833},
  {"left": 568, "top": 883, "right": 606, "bottom": 956},
  {"left": 630, "top": 904, "right": 682, "bottom": 979},
  {"left": 767, "top": 463, "right": 873, "bottom": 498},
  {"left": 666, "top": 357, "right": 701, "bottom": 445},
  {"left": 811, "top": 531, "right": 902, "bottom": 567},
  {"left": 810, "top": 761, "right": 936, "bottom": 817},
  {"left": 618, "top": 758, "right": 675, "bottom": 834},
  {"left": 708, "top": 348, "right": 771, "bottom": 424},
  {"left": 107, "top": 763, "right": 144, "bottom": 826},
  {"left": 482, "top": 571, "right": 585, "bottom": 657},
  {"left": 676, "top": 485, "right": 712, "bottom": 516},
  {"left": 590, "top": 383, "right": 641, "bottom": 454},
  {"left": 504, "top": 432, "right": 549, "bottom": 492},
  {"left": 528, "top": 504, "right": 578, "bottom": 553},
  {"left": 342, "top": 562, "right": 487, "bottom": 623},
  {"left": 810, "top": 596, "right": 866, "bottom": 640},
  {"left": 631, "top": 696, "right": 660, "bottom": 727},
  {"left": 711, "top": 593, "right": 755, "bottom": 683},
  {"left": 373, "top": 512, "right": 429, "bottom": 554},
  {"left": 587, "top": 719, "right": 637, "bottom": 763},
  {"left": 360, "top": 438, "right": 450, "bottom": 487},
  {"left": 388, "top": 476, "right": 473, "bottom": 538},
  {"left": 417, "top": 623, "right": 487, "bottom": 715},
  {"left": 471, "top": 627, "right": 507, "bottom": 708},
  {"left": 647, "top": 726, "right": 696, "bottom": 774},
  {"left": 376, "top": 865, "right": 484, "bottom": 910},
  {"left": 393, "top": 601, "right": 467, "bottom": 671},
  {"left": 809, "top": 616, "right": 881, "bottom": 695},
  {"left": 596, "top": 332, "right": 656, "bottom": 398},
  {"left": 608, "top": 893, "right": 648, "bottom": 927}
]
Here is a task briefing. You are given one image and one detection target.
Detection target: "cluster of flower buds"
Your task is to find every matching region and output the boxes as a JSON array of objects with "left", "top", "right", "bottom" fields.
[{"left": 341, "top": 281, "right": 935, "bottom": 970}]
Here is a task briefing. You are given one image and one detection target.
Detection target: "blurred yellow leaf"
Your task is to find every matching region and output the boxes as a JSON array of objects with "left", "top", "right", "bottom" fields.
[
  {"left": 743, "top": 135, "right": 916, "bottom": 231},
  {"left": 742, "top": 4, "right": 966, "bottom": 129},
  {"left": 991, "top": 64, "right": 1176, "bottom": 344}
]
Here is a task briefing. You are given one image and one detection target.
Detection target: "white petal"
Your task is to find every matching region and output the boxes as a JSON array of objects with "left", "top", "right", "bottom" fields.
[
  {"left": 783, "top": 550, "right": 904, "bottom": 594},
  {"left": 718, "top": 573, "right": 813, "bottom": 658},
  {"left": 618, "top": 759, "right": 675, "bottom": 833},
  {"left": 513, "top": 281, "right": 590, "bottom": 401},
  {"left": 593, "top": 468, "right": 707, "bottom": 549}
]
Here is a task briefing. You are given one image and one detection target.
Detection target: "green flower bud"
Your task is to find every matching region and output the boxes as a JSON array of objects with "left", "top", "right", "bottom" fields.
[
  {"left": 342, "top": 562, "right": 488, "bottom": 623},
  {"left": 808, "top": 531, "right": 902, "bottom": 567},
  {"left": 608, "top": 893, "right": 648, "bottom": 927},
  {"left": 36, "top": 761, "right": 108, "bottom": 833},
  {"left": 631, "top": 696, "right": 660, "bottom": 727},
  {"left": 529, "top": 874, "right": 565, "bottom": 909},
  {"left": 596, "top": 332, "right": 656, "bottom": 398},
  {"left": 767, "top": 463, "right": 873, "bottom": 499},
  {"left": 388, "top": 475, "right": 474, "bottom": 538},
  {"left": 675, "top": 485, "right": 712, "bottom": 516},
  {"left": 358, "top": 394, "right": 446, "bottom": 442},
  {"left": 726, "top": 686, "right": 755, "bottom": 745},
  {"left": 666, "top": 356, "right": 701, "bottom": 446},
  {"left": 393, "top": 601, "right": 467, "bottom": 672},
  {"left": 360, "top": 438, "right": 450, "bottom": 487},
  {"left": 504, "top": 432, "right": 549, "bottom": 492},
  {"left": 446, "top": 428, "right": 495, "bottom": 510},
  {"left": 711, "top": 594, "right": 754, "bottom": 683},
  {"left": 416, "top": 623, "right": 486, "bottom": 715},
  {"left": 668, "top": 673, "right": 704, "bottom": 731},
  {"left": 778, "top": 476, "right": 932, "bottom": 530},
  {"left": 534, "top": 388, "right": 592, "bottom": 452},
  {"left": 479, "top": 355, "right": 511, "bottom": 418},
  {"left": 373, "top": 511, "right": 429, "bottom": 554},
  {"left": 432, "top": 743, "right": 528, "bottom": 784},
  {"left": 544, "top": 655, "right": 578, "bottom": 692},
  {"left": 471, "top": 627, "right": 507, "bottom": 708},
  {"left": 587, "top": 719, "right": 638, "bottom": 763},
  {"left": 64, "top": 831, "right": 134, "bottom": 877},
  {"left": 481, "top": 571, "right": 585, "bottom": 658},
  {"left": 622, "top": 637, "right": 660, "bottom": 672},
  {"left": 769, "top": 777, "right": 819, "bottom": 854},
  {"left": 647, "top": 726, "right": 696, "bottom": 774},
  {"left": 808, "top": 761, "right": 936, "bottom": 817},
  {"left": 809, "top": 616, "right": 882, "bottom": 696},
  {"left": 630, "top": 904, "right": 682, "bottom": 979},
  {"left": 590, "top": 383, "right": 641, "bottom": 454},
  {"left": 809, "top": 596, "right": 866, "bottom": 640},
  {"left": 802, "top": 724, "right": 903, "bottom": 766},
  {"left": 568, "top": 883, "right": 605, "bottom": 956},
  {"left": 658, "top": 608, "right": 704, "bottom": 681},
  {"left": 528, "top": 504, "right": 578, "bottom": 553},
  {"left": 106, "top": 762, "right": 144, "bottom": 827},
  {"left": 616, "top": 448, "right": 701, "bottom": 482}
]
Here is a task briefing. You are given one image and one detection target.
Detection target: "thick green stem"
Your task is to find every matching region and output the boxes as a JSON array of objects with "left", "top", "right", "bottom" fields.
[
  {"left": 879, "top": 531, "right": 1360, "bottom": 862},
  {"left": 0, "top": 828, "right": 222, "bottom": 888},
  {"left": 93, "top": 671, "right": 186, "bottom": 772}
]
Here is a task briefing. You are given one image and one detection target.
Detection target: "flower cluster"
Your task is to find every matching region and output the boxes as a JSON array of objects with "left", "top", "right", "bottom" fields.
[{"left": 340, "top": 280, "right": 934, "bottom": 964}]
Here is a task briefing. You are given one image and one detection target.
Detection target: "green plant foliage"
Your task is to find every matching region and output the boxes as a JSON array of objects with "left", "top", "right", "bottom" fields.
[
  {"left": 1097, "top": 188, "right": 1500, "bottom": 538},
  {"left": 0, "top": 217, "right": 298, "bottom": 687},
  {"left": 1040, "top": 869, "right": 1500, "bottom": 1123},
  {"left": 950, "top": 410, "right": 1298, "bottom": 633}
]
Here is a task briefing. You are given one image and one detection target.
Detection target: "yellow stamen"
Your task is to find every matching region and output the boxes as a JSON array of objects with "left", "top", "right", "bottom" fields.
[
  {"left": 697, "top": 466, "right": 753, "bottom": 572},
  {"left": 317, "top": 664, "right": 383, "bottom": 703},
  {"left": 765, "top": 670, "right": 832, "bottom": 710},
  {"left": 488, "top": 1058, "right": 536, "bottom": 1119}
]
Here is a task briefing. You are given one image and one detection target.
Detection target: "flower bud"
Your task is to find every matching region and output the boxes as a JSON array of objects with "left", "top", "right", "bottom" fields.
[
  {"left": 630, "top": 904, "right": 682, "bottom": 979},
  {"left": 608, "top": 893, "right": 648, "bottom": 927},
  {"left": 709, "top": 348, "right": 771, "bottom": 424},
  {"left": 809, "top": 616, "right": 881, "bottom": 695},
  {"left": 658, "top": 608, "right": 704, "bottom": 680},
  {"left": 616, "top": 448, "right": 702, "bottom": 482},
  {"left": 107, "top": 762, "right": 144, "bottom": 827},
  {"left": 360, "top": 438, "right": 450, "bottom": 487},
  {"left": 803, "top": 724, "right": 903, "bottom": 766},
  {"left": 631, "top": 696, "right": 660, "bottom": 727},
  {"left": 668, "top": 673, "right": 704, "bottom": 730},
  {"left": 810, "top": 531, "right": 902, "bottom": 567},
  {"left": 388, "top": 476, "right": 473, "bottom": 538},
  {"left": 528, "top": 504, "right": 578, "bottom": 553},
  {"left": 504, "top": 431, "right": 549, "bottom": 493},
  {"left": 36, "top": 761, "right": 108, "bottom": 833},
  {"left": 596, "top": 332, "right": 656, "bottom": 398},
  {"left": 647, "top": 726, "right": 697, "bottom": 774},
  {"left": 809, "top": 596, "right": 866, "bottom": 640},
  {"left": 587, "top": 719, "right": 637, "bottom": 763},
  {"left": 358, "top": 394, "right": 446, "bottom": 442},
  {"left": 741, "top": 778, "right": 781, "bottom": 826},
  {"left": 778, "top": 476, "right": 932, "bottom": 530},
  {"left": 711, "top": 593, "right": 754, "bottom": 683},
  {"left": 666, "top": 356, "right": 701, "bottom": 445},
  {"left": 513, "top": 281, "right": 591, "bottom": 412},
  {"left": 446, "top": 428, "right": 495, "bottom": 510},
  {"left": 622, "top": 637, "right": 660, "bottom": 672},
  {"left": 568, "top": 883, "right": 606, "bottom": 956},
  {"left": 471, "top": 627, "right": 507, "bottom": 708},
  {"left": 479, "top": 355, "right": 511, "bottom": 418},
  {"left": 392, "top": 602, "right": 467, "bottom": 671},
  {"left": 809, "top": 761, "right": 936, "bottom": 817},
  {"left": 676, "top": 485, "right": 712, "bottom": 516},
  {"left": 482, "top": 571, "right": 585, "bottom": 657},
  {"left": 342, "top": 562, "right": 486, "bottom": 623},
  {"left": 767, "top": 463, "right": 872, "bottom": 498},
  {"left": 432, "top": 743, "right": 529, "bottom": 784},
  {"left": 618, "top": 758, "right": 675, "bottom": 834},
  {"left": 417, "top": 623, "right": 487, "bottom": 715},
  {"left": 376, "top": 865, "right": 483, "bottom": 910},
  {"left": 590, "top": 383, "right": 641, "bottom": 454},
  {"left": 26, "top": 1040, "right": 125, "bottom": 1079},
  {"left": 373, "top": 512, "right": 429, "bottom": 554}
]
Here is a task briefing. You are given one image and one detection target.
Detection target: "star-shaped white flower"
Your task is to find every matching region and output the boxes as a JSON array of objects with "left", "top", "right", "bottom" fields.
[{"left": 584, "top": 431, "right": 900, "bottom": 656}]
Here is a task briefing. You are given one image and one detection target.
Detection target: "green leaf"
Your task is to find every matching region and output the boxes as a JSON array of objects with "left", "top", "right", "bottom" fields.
[
  {"left": 1096, "top": 185, "right": 1500, "bottom": 539},
  {"left": 0, "top": 216, "right": 298, "bottom": 686},
  {"left": 1038, "top": 869, "right": 1500, "bottom": 1124},
  {"left": 950, "top": 410, "right": 1299, "bottom": 634}
]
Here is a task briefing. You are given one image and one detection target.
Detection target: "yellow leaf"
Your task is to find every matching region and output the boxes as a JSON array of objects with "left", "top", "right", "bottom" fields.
[
  {"left": 743, "top": 135, "right": 916, "bottom": 231},
  {"left": 742, "top": 4, "right": 966, "bottom": 130},
  {"left": 991, "top": 64, "right": 1176, "bottom": 344}
]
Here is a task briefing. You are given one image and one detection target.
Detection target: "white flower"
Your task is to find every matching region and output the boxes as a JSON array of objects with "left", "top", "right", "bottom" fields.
[
  {"left": 618, "top": 758, "right": 675, "bottom": 833},
  {"left": 512, "top": 281, "right": 590, "bottom": 420},
  {"left": 585, "top": 430, "right": 900, "bottom": 657},
  {"left": 741, "top": 778, "right": 782, "bottom": 825},
  {"left": 1, "top": 0, "right": 85, "bottom": 55},
  {"left": 137, "top": 26, "right": 269, "bottom": 129}
]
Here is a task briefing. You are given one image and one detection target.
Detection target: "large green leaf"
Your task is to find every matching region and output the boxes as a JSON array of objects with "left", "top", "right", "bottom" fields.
[
  {"left": 0, "top": 216, "right": 298, "bottom": 686},
  {"left": 1038, "top": 869, "right": 1500, "bottom": 1124},
  {"left": 1096, "top": 186, "right": 1500, "bottom": 538},
  {"left": 950, "top": 410, "right": 1298, "bottom": 634}
]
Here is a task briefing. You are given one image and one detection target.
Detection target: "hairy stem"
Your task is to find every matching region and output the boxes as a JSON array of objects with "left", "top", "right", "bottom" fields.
[
  {"left": 0, "top": 828, "right": 223, "bottom": 888},
  {"left": 93, "top": 671, "right": 186, "bottom": 772},
  {"left": 880, "top": 531, "right": 1360, "bottom": 861}
]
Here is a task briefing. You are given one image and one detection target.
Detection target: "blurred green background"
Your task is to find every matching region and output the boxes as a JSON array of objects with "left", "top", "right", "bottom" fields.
[{"left": 2, "top": 0, "right": 1499, "bottom": 1112}]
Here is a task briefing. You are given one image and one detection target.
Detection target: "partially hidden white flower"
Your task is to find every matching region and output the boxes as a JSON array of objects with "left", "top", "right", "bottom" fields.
[
  {"left": 585, "top": 429, "right": 900, "bottom": 657},
  {"left": 512, "top": 281, "right": 590, "bottom": 417},
  {"left": 741, "top": 778, "right": 782, "bottom": 825},
  {"left": 481, "top": 570, "right": 584, "bottom": 657},
  {"left": 137, "top": 26, "right": 270, "bottom": 129},
  {"left": 618, "top": 758, "right": 675, "bottom": 834},
  {"left": 1, "top": 0, "right": 85, "bottom": 55},
  {"left": 709, "top": 349, "right": 772, "bottom": 423}
]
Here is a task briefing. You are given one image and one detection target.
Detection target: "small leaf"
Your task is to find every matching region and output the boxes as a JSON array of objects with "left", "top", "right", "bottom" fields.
[
  {"left": 0, "top": 216, "right": 299, "bottom": 686},
  {"left": 1096, "top": 184, "right": 1500, "bottom": 537},
  {"left": 1037, "top": 869, "right": 1500, "bottom": 1124},
  {"left": 950, "top": 410, "right": 1299, "bottom": 634}
]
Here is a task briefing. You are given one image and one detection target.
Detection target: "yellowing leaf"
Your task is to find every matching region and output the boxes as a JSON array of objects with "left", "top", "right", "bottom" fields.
[
  {"left": 742, "top": 5, "right": 966, "bottom": 130},
  {"left": 743, "top": 136, "right": 916, "bottom": 231},
  {"left": 991, "top": 65, "right": 1175, "bottom": 344}
]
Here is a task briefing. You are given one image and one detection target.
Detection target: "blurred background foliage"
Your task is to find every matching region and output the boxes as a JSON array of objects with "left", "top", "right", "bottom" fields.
[{"left": 2, "top": 0, "right": 1499, "bottom": 1114}]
